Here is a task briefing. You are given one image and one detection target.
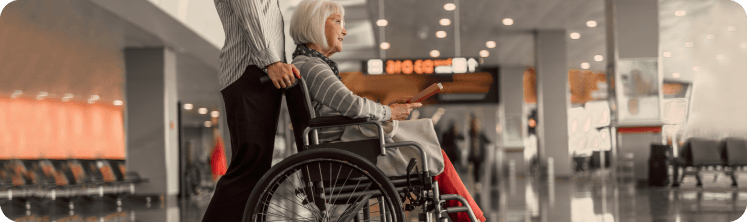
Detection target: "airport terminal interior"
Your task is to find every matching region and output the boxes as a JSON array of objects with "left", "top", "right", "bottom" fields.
[{"left": 2, "top": 0, "right": 747, "bottom": 221}]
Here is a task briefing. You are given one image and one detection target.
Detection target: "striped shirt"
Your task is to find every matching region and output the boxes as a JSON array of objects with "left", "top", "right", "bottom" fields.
[
  {"left": 213, "top": 0, "right": 286, "bottom": 89},
  {"left": 293, "top": 55, "right": 392, "bottom": 141}
]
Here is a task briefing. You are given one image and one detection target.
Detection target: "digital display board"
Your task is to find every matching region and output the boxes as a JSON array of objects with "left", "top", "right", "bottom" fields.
[{"left": 365, "top": 58, "right": 480, "bottom": 75}]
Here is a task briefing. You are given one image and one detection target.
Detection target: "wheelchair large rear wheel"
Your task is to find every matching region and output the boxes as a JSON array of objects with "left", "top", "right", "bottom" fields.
[{"left": 243, "top": 148, "right": 405, "bottom": 222}]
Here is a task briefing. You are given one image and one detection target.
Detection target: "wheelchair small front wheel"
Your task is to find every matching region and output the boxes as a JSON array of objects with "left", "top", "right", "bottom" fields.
[{"left": 243, "top": 148, "right": 405, "bottom": 222}]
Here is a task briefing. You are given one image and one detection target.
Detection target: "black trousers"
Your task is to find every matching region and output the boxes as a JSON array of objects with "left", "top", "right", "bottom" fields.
[{"left": 202, "top": 65, "right": 282, "bottom": 222}]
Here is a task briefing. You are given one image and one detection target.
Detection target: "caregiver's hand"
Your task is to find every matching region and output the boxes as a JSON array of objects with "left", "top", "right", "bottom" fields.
[{"left": 389, "top": 103, "right": 422, "bottom": 121}]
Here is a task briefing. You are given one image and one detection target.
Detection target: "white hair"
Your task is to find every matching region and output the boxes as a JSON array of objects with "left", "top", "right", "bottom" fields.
[{"left": 290, "top": 0, "right": 345, "bottom": 50}]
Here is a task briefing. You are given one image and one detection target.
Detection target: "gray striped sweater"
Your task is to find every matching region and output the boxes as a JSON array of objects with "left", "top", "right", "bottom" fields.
[
  {"left": 293, "top": 55, "right": 392, "bottom": 141},
  {"left": 213, "top": 0, "right": 285, "bottom": 89}
]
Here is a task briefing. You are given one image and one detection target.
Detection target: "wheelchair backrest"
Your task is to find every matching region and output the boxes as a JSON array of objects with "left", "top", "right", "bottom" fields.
[{"left": 285, "top": 78, "right": 317, "bottom": 153}]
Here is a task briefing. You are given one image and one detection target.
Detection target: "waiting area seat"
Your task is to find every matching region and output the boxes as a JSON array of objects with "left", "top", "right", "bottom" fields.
[
  {"left": 674, "top": 137, "right": 747, "bottom": 187},
  {"left": 0, "top": 159, "right": 148, "bottom": 210}
]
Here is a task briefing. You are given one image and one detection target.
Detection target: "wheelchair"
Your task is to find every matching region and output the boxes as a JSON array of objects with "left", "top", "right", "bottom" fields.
[{"left": 242, "top": 77, "right": 479, "bottom": 222}]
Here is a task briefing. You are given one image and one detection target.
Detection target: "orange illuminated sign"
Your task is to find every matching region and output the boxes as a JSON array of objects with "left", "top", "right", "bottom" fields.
[{"left": 385, "top": 58, "right": 452, "bottom": 74}]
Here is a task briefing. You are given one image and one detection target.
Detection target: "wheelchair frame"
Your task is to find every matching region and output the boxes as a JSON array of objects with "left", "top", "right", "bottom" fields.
[{"left": 290, "top": 78, "right": 479, "bottom": 222}]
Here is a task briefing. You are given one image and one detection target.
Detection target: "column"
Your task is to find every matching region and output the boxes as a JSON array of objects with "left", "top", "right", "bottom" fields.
[
  {"left": 500, "top": 66, "right": 527, "bottom": 176},
  {"left": 124, "top": 48, "right": 179, "bottom": 196},
  {"left": 535, "top": 31, "right": 572, "bottom": 178},
  {"left": 606, "top": 0, "right": 662, "bottom": 180}
]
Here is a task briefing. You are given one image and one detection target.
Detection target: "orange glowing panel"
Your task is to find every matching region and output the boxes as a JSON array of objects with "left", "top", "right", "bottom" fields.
[{"left": 0, "top": 97, "right": 125, "bottom": 160}]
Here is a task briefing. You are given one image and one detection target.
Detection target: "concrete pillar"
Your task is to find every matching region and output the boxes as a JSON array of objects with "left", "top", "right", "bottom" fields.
[
  {"left": 606, "top": 0, "right": 661, "bottom": 180},
  {"left": 124, "top": 48, "right": 179, "bottom": 196},
  {"left": 535, "top": 31, "right": 572, "bottom": 178},
  {"left": 500, "top": 66, "right": 527, "bottom": 176}
]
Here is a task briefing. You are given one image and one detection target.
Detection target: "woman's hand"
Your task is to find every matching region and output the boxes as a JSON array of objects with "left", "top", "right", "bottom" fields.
[
  {"left": 388, "top": 103, "right": 423, "bottom": 121},
  {"left": 388, "top": 96, "right": 413, "bottom": 105}
]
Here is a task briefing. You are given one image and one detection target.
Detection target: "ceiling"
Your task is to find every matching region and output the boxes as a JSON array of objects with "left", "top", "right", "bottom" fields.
[{"left": 364, "top": 0, "right": 608, "bottom": 71}]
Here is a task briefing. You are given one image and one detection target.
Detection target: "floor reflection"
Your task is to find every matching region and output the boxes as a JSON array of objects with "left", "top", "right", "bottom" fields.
[{"left": 5, "top": 174, "right": 747, "bottom": 221}]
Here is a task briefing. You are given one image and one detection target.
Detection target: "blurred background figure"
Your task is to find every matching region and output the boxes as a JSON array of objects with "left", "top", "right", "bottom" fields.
[
  {"left": 441, "top": 120, "right": 465, "bottom": 173},
  {"left": 468, "top": 113, "right": 491, "bottom": 192},
  {"left": 209, "top": 125, "right": 226, "bottom": 182}
]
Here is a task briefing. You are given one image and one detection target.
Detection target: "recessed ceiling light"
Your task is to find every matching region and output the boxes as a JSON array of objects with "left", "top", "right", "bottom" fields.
[
  {"left": 675, "top": 10, "right": 686, "bottom": 16},
  {"left": 741, "top": 43, "right": 747, "bottom": 49},
  {"left": 211, "top": 111, "right": 220, "bottom": 118},
  {"left": 380, "top": 42, "right": 390, "bottom": 50},
  {"left": 685, "top": 42, "right": 694, "bottom": 47},
  {"left": 62, "top": 93, "right": 73, "bottom": 102},
  {"left": 570, "top": 32, "right": 581, "bottom": 39},
  {"left": 586, "top": 20, "right": 597, "bottom": 27},
  {"left": 594, "top": 55, "right": 604, "bottom": 61},
  {"left": 184, "top": 103, "right": 193, "bottom": 110},
  {"left": 204, "top": 121, "right": 212, "bottom": 128},
  {"left": 198, "top": 108, "right": 208, "bottom": 114},
  {"left": 436, "top": 31, "right": 447, "bottom": 38},
  {"left": 479, "top": 50, "right": 489, "bottom": 57},
  {"left": 88, "top": 95, "right": 100, "bottom": 104},
  {"left": 672, "top": 73, "right": 681, "bottom": 78},
  {"left": 663, "top": 52, "right": 672, "bottom": 57},
  {"left": 376, "top": 19, "right": 388, "bottom": 27},
  {"left": 430, "top": 50, "right": 440, "bottom": 58},
  {"left": 113, "top": 100, "right": 123, "bottom": 106},
  {"left": 502, "top": 18, "right": 514, "bottom": 26},
  {"left": 11, "top": 90, "right": 22, "bottom": 99},
  {"left": 36, "top": 91, "right": 48, "bottom": 100},
  {"left": 439, "top": 18, "right": 451, "bottom": 26},
  {"left": 728, "top": 26, "right": 737, "bottom": 31},
  {"left": 692, "top": 66, "right": 700, "bottom": 71},
  {"left": 580, "top": 62, "right": 590, "bottom": 69},
  {"left": 444, "top": 3, "right": 456, "bottom": 11},
  {"left": 706, "top": 34, "right": 715, "bottom": 40},
  {"left": 486, "top": 41, "right": 496, "bottom": 48}
]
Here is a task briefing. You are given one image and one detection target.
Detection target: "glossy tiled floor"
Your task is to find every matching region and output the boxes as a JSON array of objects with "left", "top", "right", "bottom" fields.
[{"left": 5, "top": 171, "right": 747, "bottom": 221}]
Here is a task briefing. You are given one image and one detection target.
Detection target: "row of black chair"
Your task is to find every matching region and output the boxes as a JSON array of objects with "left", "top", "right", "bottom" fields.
[
  {"left": 673, "top": 137, "right": 747, "bottom": 187},
  {"left": 0, "top": 159, "right": 148, "bottom": 201}
]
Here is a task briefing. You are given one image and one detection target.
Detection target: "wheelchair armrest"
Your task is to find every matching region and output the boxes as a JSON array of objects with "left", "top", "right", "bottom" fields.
[{"left": 309, "top": 116, "right": 373, "bottom": 128}]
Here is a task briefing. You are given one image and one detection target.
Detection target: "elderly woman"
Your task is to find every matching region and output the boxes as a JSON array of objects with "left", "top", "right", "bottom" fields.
[{"left": 289, "top": 0, "right": 486, "bottom": 221}]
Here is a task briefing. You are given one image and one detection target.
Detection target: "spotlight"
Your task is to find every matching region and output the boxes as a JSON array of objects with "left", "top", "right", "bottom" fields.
[
  {"left": 444, "top": 3, "right": 455, "bottom": 11},
  {"left": 502, "top": 18, "right": 514, "bottom": 26},
  {"left": 439, "top": 18, "right": 451, "bottom": 26},
  {"left": 436, "top": 31, "right": 447, "bottom": 38},
  {"left": 380, "top": 42, "right": 390, "bottom": 50},
  {"left": 486, "top": 41, "right": 496, "bottom": 48},
  {"left": 376, "top": 19, "right": 388, "bottom": 27},
  {"left": 570, "top": 32, "right": 581, "bottom": 39},
  {"left": 184, "top": 103, "right": 193, "bottom": 110},
  {"left": 198, "top": 108, "right": 208, "bottom": 114},
  {"left": 586, "top": 20, "right": 597, "bottom": 27},
  {"left": 581, "top": 62, "right": 590, "bottom": 70},
  {"left": 430, "top": 50, "right": 440, "bottom": 58}
]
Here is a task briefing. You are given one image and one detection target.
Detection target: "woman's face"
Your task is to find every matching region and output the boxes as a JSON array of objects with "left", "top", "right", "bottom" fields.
[{"left": 324, "top": 13, "right": 347, "bottom": 55}]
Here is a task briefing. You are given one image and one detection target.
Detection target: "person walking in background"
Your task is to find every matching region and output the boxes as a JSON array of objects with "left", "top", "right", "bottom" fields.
[
  {"left": 441, "top": 120, "right": 465, "bottom": 173},
  {"left": 468, "top": 114, "right": 491, "bottom": 191},
  {"left": 202, "top": 0, "right": 300, "bottom": 221},
  {"left": 209, "top": 127, "right": 226, "bottom": 182}
]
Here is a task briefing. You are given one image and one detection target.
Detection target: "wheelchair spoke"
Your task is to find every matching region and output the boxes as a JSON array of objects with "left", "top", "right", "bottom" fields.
[
  {"left": 274, "top": 172, "right": 318, "bottom": 214},
  {"left": 318, "top": 162, "right": 331, "bottom": 219}
]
